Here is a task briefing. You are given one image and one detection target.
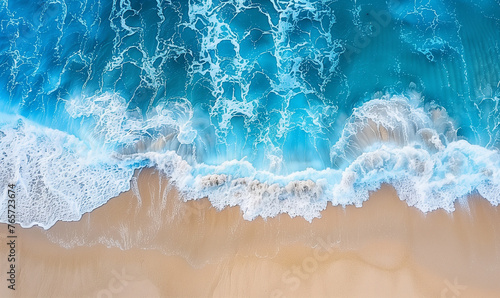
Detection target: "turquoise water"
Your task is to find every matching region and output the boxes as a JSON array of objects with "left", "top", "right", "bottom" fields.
[{"left": 1, "top": 0, "right": 500, "bottom": 228}]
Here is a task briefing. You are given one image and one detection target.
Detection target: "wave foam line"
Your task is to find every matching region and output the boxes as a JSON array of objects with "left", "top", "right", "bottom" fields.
[
  {"left": 2, "top": 95, "right": 500, "bottom": 228},
  {"left": 0, "top": 114, "right": 144, "bottom": 229}
]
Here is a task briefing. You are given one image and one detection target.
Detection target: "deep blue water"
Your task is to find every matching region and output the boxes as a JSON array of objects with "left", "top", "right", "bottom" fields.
[{"left": 1, "top": 0, "right": 500, "bottom": 228}]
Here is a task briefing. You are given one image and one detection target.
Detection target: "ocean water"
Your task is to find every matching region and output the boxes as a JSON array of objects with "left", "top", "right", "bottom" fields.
[{"left": 1, "top": 0, "right": 500, "bottom": 228}]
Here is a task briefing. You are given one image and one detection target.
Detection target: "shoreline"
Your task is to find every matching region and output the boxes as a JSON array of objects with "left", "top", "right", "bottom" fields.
[{"left": 1, "top": 167, "right": 500, "bottom": 297}]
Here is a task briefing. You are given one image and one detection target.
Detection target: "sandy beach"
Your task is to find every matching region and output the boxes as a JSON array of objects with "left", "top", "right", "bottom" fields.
[{"left": 1, "top": 167, "right": 500, "bottom": 297}]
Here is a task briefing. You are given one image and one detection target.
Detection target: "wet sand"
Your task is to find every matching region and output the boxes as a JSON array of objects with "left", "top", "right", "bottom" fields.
[{"left": 1, "top": 167, "right": 500, "bottom": 297}]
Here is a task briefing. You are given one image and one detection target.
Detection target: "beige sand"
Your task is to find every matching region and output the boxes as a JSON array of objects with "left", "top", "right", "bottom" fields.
[{"left": 1, "top": 167, "right": 500, "bottom": 297}]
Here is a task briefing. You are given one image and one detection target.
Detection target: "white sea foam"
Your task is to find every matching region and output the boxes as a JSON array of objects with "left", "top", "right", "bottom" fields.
[
  {"left": 0, "top": 114, "right": 139, "bottom": 229},
  {"left": 2, "top": 96, "right": 500, "bottom": 229},
  {"left": 65, "top": 93, "right": 196, "bottom": 148},
  {"left": 131, "top": 95, "right": 500, "bottom": 221}
]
